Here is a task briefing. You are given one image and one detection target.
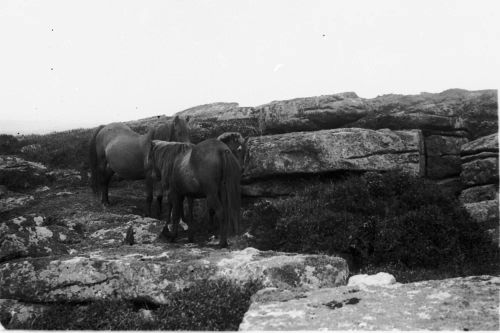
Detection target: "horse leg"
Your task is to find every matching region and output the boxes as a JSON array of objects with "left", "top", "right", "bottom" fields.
[
  {"left": 100, "top": 166, "right": 114, "bottom": 206},
  {"left": 169, "top": 195, "right": 184, "bottom": 242},
  {"left": 206, "top": 194, "right": 227, "bottom": 248},
  {"left": 186, "top": 197, "right": 195, "bottom": 243},
  {"left": 159, "top": 194, "right": 172, "bottom": 239},
  {"left": 156, "top": 194, "right": 163, "bottom": 218},
  {"left": 145, "top": 176, "right": 154, "bottom": 217},
  {"left": 152, "top": 177, "right": 163, "bottom": 218}
]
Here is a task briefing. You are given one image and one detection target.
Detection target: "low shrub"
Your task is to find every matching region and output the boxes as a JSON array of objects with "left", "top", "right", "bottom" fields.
[
  {"left": 6, "top": 278, "right": 262, "bottom": 330},
  {"left": 246, "top": 171, "right": 499, "bottom": 279},
  {"left": 0, "top": 168, "right": 50, "bottom": 191},
  {"left": 156, "top": 278, "right": 262, "bottom": 330},
  {"left": 18, "top": 128, "right": 93, "bottom": 170},
  {"left": 0, "top": 134, "right": 20, "bottom": 154}
]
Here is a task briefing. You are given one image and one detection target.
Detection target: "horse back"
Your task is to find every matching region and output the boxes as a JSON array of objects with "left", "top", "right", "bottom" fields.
[
  {"left": 97, "top": 123, "right": 147, "bottom": 179},
  {"left": 190, "top": 139, "right": 237, "bottom": 184}
]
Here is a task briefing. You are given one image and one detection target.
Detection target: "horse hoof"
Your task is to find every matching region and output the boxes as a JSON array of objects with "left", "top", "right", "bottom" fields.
[{"left": 157, "top": 232, "right": 170, "bottom": 242}]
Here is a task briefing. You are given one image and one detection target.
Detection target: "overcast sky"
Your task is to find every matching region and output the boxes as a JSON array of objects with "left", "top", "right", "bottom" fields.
[{"left": 1, "top": 0, "right": 498, "bottom": 135}]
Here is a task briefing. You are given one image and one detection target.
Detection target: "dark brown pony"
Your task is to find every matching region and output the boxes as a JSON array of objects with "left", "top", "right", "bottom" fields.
[
  {"left": 89, "top": 115, "right": 190, "bottom": 205},
  {"left": 146, "top": 139, "right": 241, "bottom": 247}
]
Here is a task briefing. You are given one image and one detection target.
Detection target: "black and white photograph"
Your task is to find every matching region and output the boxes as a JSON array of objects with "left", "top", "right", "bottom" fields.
[{"left": 0, "top": 0, "right": 498, "bottom": 330}]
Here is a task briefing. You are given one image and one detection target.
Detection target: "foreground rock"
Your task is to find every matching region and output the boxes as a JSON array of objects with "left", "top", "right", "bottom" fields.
[
  {"left": 0, "top": 247, "right": 348, "bottom": 305},
  {"left": 240, "top": 275, "right": 499, "bottom": 331},
  {"left": 243, "top": 128, "right": 424, "bottom": 180},
  {"left": 0, "top": 299, "right": 48, "bottom": 327}
]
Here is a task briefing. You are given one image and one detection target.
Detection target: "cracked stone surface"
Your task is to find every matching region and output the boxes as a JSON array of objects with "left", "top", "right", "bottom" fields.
[
  {"left": 243, "top": 128, "right": 424, "bottom": 180},
  {"left": 0, "top": 247, "right": 348, "bottom": 305},
  {"left": 239, "top": 275, "right": 500, "bottom": 331}
]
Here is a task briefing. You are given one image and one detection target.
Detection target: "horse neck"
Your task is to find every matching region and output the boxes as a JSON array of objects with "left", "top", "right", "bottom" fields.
[{"left": 139, "top": 129, "right": 155, "bottom": 153}]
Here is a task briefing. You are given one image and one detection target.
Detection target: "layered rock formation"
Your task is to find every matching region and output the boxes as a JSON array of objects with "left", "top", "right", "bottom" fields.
[
  {"left": 175, "top": 89, "right": 497, "bottom": 194},
  {"left": 459, "top": 134, "right": 499, "bottom": 244},
  {"left": 179, "top": 90, "right": 496, "bottom": 142}
]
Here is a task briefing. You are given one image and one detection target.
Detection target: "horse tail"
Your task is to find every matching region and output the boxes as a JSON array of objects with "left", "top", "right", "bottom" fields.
[
  {"left": 220, "top": 148, "right": 241, "bottom": 235},
  {"left": 89, "top": 125, "right": 105, "bottom": 195}
]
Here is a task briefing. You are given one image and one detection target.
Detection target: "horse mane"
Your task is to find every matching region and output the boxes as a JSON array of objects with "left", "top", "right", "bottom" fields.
[
  {"left": 151, "top": 122, "right": 172, "bottom": 141},
  {"left": 149, "top": 140, "right": 193, "bottom": 180}
]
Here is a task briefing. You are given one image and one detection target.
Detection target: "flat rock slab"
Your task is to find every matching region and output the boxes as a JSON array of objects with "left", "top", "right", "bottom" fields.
[
  {"left": 240, "top": 275, "right": 500, "bottom": 331},
  {"left": 243, "top": 128, "right": 424, "bottom": 180},
  {"left": 0, "top": 247, "right": 348, "bottom": 305},
  {"left": 461, "top": 133, "right": 498, "bottom": 156}
]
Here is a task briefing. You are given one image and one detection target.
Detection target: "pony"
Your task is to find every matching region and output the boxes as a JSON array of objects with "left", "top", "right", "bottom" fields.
[
  {"left": 88, "top": 115, "right": 190, "bottom": 205},
  {"left": 146, "top": 139, "right": 241, "bottom": 247}
]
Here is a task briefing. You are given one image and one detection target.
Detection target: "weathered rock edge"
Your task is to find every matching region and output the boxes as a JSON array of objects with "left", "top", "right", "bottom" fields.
[
  {"left": 239, "top": 275, "right": 500, "bottom": 331},
  {"left": 176, "top": 89, "right": 497, "bottom": 142}
]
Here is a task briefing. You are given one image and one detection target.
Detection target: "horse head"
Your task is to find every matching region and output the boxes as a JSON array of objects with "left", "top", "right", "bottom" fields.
[
  {"left": 171, "top": 115, "right": 190, "bottom": 142},
  {"left": 217, "top": 132, "right": 248, "bottom": 172}
]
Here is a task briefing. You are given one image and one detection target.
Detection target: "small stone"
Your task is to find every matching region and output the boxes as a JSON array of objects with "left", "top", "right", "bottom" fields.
[
  {"left": 348, "top": 272, "right": 396, "bottom": 288},
  {"left": 33, "top": 216, "right": 44, "bottom": 226},
  {"left": 55, "top": 191, "right": 74, "bottom": 196},
  {"left": 35, "top": 186, "right": 50, "bottom": 193}
]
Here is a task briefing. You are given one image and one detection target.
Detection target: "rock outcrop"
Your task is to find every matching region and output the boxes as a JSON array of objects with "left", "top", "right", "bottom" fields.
[
  {"left": 0, "top": 156, "right": 49, "bottom": 190},
  {"left": 242, "top": 128, "right": 424, "bottom": 180},
  {"left": 178, "top": 90, "right": 496, "bottom": 142},
  {"left": 174, "top": 89, "right": 496, "bottom": 193},
  {"left": 240, "top": 275, "right": 499, "bottom": 331}
]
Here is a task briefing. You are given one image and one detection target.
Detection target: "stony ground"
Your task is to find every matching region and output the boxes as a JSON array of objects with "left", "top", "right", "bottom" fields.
[{"left": 1, "top": 169, "right": 499, "bottom": 330}]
